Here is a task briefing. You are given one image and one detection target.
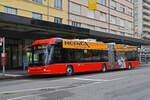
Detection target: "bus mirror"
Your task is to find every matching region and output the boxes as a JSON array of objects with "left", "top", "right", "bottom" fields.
[{"left": 23, "top": 46, "right": 32, "bottom": 52}]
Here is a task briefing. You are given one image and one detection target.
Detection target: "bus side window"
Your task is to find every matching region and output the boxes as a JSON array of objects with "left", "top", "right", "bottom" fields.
[
  {"left": 63, "top": 48, "right": 75, "bottom": 63},
  {"left": 99, "top": 50, "right": 108, "bottom": 62},
  {"left": 53, "top": 46, "right": 62, "bottom": 63},
  {"left": 125, "top": 51, "right": 138, "bottom": 61}
]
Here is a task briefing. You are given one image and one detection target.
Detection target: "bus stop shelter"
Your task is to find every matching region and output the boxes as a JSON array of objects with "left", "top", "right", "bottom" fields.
[
  {"left": 0, "top": 12, "right": 150, "bottom": 69},
  {"left": 0, "top": 12, "right": 150, "bottom": 45}
]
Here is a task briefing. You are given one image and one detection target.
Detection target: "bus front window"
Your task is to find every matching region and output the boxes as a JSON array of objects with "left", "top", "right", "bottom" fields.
[{"left": 29, "top": 44, "right": 53, "bottom": 67}]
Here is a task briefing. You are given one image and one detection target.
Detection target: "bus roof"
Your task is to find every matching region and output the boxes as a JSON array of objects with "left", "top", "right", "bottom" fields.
[
  {"left": 32, "top": 38, "right": 137, "bottom": 51},
  {"left": 32, "top": 38, "right": 62, "bottom": 46}
]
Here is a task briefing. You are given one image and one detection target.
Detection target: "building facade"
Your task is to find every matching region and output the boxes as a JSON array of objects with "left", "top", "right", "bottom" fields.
[
  {"left": 0, "top": 0, "right": 136, "bottom": 69},
  {"left": 0, "top": 0, "right": 135, "bottom": 38},
  {"left": 68, "top": 0, "right": 134, "bottom": 37},
  {"left": 0, "top": 0, "right": 67, "bottom": 24},
  {"left": 134, "top": 0, "right": 150, "bottom": 63},
  {"left": 134, "top": 0, "right": 150, "bottom": 39}
]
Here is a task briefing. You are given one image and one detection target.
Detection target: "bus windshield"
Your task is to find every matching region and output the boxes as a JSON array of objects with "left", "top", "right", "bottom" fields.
[{"left": 29, "top": 44, "right": 53, "bottom": 67}]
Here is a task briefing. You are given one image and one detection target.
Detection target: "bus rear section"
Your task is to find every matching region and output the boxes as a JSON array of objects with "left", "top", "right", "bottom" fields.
[
  {"left": 114, "top": 45, "right": 139, "bottom": 69},
  {"left": 28, "top": 38, "right": 139, "bottom": 76}
]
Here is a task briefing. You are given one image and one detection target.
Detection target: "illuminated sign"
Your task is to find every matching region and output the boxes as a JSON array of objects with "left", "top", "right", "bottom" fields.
[
  {"left": 114, "top": 45, "right": 137, "bottom": 52},
  {"left": 34, "top": 45, "right": 48, "bottom": 49},
  {"left": 115, "top": 48, "right": 137, "bottom": 52},
  {"left": 88, "top": 0, "right": 97, "bottom": 10},
  {"left": 63, "top": 40, "right": 108, "bottom": 50}
]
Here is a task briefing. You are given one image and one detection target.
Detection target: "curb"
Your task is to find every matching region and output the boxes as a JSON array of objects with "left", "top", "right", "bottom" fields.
[
  {"left": 0, "top": 75, "right": 28, "bottom": 81},
  {"left": 139, "top": 64, "right": 150, "bottom": 67}
]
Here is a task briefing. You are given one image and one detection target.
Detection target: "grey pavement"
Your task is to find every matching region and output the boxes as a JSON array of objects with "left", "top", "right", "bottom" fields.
[
  {"left": 0, "top": 64, "right": 149, "bottom": 100},
  {"left": 0, "top": 70, "right": 27, "bottom": 80}
]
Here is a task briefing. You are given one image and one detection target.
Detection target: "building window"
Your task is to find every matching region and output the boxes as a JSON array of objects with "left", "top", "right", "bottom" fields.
[
  {"left": 32, "top": 12, "right": 42, "bottom": 20},
  {"left": 135, "top": 24, "right": 138, "bottom": 30},
  {"left": 134, "top": 13, "right": 138, "bottom": 17},
  {"left": 128, "top": 8, "right": 132, "bottom": 16},
  {"left": 134, "top": 7, "right": 138, "bottom": 11},
  {"left": 120, "top": 5, "right": 125, "bottom": 13},
  {"left": 128, "top": 0, "right": 132, "bottom": 3},
  {"left": 4, "top": 6, "right": 17, "bottom": 15},
  {"left": 134, "top": 7, "right": 138, "bottom": 13},
  {"left": 72, "top": 21, "right": 81, "bottom": 27},
  {"left": 134, "top": 18, "right": 138, "bottom": 23},
  {"left": 54, "top": 17, "right": 63, "bottom": 24},
  {"left": 119, "top": 32, "right": 125, "bottom": 36},
  {"left": 97, "top": 27, "right": 106, "bottom": 32},
  {"left": 134, "top": 0, "right": 139, "bottom": 4},
  {"left": 120, "top": 19, "right": 125, "bottom": 28},
  {"left": 134, "top": 13, "right": 138, "bottom": 19},
  {"left": 87, "top": 25, "right": 95, "bottom": 30},
  {"left": 111, "top": 30, "right": 117, "bottom": 34},
  {"left": 100, "top": 12, "right": 106, "bottom": 22},
  {"left": 128, "top": 21, "right": 132, "bottom": 30},
  {"left": 54, "top": 0, "right": 62, "bottom": 9},
  {"left": 110, "top": 15, "right": 116, "bottom": 24},
  {"left": 71, "top": 3, "right": 81, "bottom": 15},
  {"left": 110, "top": 0, "right": 116, "bottom": 9},
  {"left": 100, "top": 0, "right": 106, "bottom": 5},
  {"left": 125, "top": 34, "right": 132, "bottom": 37},
  {"left": 32, "top": 0, "right": 43, "bottom": 4},
  {"left": 87, "top": 10, "right": 94, "bottom": 18}
]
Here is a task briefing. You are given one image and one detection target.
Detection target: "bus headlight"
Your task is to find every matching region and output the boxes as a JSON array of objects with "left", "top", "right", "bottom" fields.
[{"left": 43, "top": 69, "right": 46, "bottom": 72}]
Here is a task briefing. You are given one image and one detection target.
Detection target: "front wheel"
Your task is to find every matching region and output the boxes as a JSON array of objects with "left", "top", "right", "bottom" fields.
[{"left": 66, "top": 66, "right": 74, "bottom": 76}]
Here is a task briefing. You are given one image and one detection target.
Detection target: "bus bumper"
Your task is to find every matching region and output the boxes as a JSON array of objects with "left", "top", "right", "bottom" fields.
[{"left": 28, "top": 67, "right": 52, "bottom": 75}]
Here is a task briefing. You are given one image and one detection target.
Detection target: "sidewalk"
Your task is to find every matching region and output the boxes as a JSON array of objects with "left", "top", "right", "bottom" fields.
[
  {"left": 0, "top": 70, "right": 28, "bottom": 80},
  {"left": 139, "top": 63, "right": 150, "bottom": 67}
]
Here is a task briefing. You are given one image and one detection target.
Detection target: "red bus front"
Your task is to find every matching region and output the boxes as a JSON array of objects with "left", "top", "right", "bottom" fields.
[{"left": 28, "top": 42, "right": 57, "bottom": 75}]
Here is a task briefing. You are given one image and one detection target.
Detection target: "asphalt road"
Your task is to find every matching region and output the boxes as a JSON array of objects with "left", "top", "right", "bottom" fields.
[{"left": 0, "top": 65, "right": 150, "bottom": 100}]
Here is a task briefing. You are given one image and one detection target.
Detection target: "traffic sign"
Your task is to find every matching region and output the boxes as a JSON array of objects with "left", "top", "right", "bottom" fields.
[{"left": 88, "top": 0, "right": 97, "bottom": 10}]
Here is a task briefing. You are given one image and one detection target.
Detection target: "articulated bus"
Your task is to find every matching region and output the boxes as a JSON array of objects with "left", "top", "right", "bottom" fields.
[{"left": 28, "top": 38, "right": 139, "bottom": 76}]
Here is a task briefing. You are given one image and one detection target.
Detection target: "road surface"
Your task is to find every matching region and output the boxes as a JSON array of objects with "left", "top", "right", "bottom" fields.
[{"left": 0, "top": 65, "right": 150, "bottom": 100}]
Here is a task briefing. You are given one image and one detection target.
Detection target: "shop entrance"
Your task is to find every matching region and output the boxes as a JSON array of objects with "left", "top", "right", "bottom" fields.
[
  {"left": 0, "top": 38, "right": 33, "bottom": 70},
  {"left": 6, "top": 40, "right": 18, "bottom": 69}
]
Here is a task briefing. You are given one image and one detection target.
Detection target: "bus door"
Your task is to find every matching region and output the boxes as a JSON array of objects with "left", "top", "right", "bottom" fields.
[
  {"left": 116, "top": 51, "right": 126, "bottom": 69},
  {"left": 108, "top": 44, "right": 115, "bottom": 70}
]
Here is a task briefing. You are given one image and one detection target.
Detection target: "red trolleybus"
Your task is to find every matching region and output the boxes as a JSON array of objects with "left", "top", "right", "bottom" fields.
[{"left": 28, "top": 38, "right": 139, "bottom": 76}]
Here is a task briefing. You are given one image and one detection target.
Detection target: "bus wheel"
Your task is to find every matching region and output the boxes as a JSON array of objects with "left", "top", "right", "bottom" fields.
[
  {"left": 102, "top": 64, "right": 107, "bottom": 72},
  {"left": 128, "top": 63, "right": 132, "bottom": 70},
  {"left": 66, "top": 66, "right": 74, "bottom": 76}
]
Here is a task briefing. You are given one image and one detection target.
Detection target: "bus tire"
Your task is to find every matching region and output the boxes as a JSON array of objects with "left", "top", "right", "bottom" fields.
[
  {"left": 102, "top": 64, "right": 107, "bottom": 72},
  {"left": 66, "top": 65, "right": 74, "bottom": 76},
  {"left": 128, "top": 63, "right": 132, "bottom": 70}
]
